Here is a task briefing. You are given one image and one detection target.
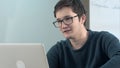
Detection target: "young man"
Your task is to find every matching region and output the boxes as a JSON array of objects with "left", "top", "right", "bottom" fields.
[{"left": 47, "top": 0, "right": 120, "bottom": 68}]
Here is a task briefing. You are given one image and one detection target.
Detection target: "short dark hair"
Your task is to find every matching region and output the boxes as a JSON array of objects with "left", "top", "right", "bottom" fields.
[{"left": 54, "top": 0, "right": 86, "bottom": 18}]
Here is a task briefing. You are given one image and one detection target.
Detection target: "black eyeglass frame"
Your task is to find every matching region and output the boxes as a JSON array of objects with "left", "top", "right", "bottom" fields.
[{"left": 53, "top": 15, "right": 78, "bottom": 28}]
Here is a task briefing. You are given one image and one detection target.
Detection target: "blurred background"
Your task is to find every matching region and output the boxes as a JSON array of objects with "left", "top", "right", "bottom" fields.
[
  {"left": 0, "top": 0, "right": 64, "bottom": 52},
  {"left": 0, "top": 0, "right": 120, "bottom": 52}
]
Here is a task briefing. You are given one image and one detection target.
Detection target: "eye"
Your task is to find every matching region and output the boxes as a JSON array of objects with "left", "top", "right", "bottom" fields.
[
  {"left": 64, "top": 17, "right": 72, "bottom": 21},
  {"left": 57, "top": 20, "right": 62, "bottom": 23}
]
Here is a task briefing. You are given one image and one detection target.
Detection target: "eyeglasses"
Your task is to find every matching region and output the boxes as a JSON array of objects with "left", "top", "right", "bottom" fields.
[{"left": 53, "top": 15, "right": 78, "bottom": 28}]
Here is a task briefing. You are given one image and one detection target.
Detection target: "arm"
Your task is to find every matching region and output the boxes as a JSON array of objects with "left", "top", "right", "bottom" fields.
[
  {"left": 100, "top": 32, "right": 120, "bottom": 68},
  {"left": 47, "top": 45, "right": 59, "bottom": 68}
]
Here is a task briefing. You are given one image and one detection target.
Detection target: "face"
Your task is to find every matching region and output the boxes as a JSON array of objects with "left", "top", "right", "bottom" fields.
[{"left": 55, "top": 7, "right": 86, "bottom": 39}]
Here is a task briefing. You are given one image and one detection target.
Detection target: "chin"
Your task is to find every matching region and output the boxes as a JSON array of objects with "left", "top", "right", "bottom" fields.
[
  {"left": 64, "top": 35, "right": 72, "bottom": 39},
  {"left": 63, "top": 32, "right": 72, "bottom": 39}
]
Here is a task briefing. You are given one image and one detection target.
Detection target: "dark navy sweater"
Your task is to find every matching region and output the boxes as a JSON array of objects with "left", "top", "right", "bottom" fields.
[{"left": 47, "top": 30, "right": 120, "bottom": 68}]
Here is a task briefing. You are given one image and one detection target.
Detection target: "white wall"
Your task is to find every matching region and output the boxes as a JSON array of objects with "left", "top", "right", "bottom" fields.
[
  {"left": 0, "top": 0, "right": 64, "bottom": 52},
  {"left": 90, "top": 0, "right": 120, "bottom": 40}
]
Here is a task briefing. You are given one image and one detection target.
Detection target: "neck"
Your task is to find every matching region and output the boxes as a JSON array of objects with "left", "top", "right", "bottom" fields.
[{"left": 69, "top": 30, "right": 88, "bottom": 50}]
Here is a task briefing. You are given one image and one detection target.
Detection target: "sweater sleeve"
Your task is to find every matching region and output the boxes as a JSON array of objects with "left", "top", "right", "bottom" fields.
[
  {"left": 100, "top": 32, "right": 120, "bottom": 68},
  {"left": 47, "top": 44, "right": 59, "bottom": 68}
]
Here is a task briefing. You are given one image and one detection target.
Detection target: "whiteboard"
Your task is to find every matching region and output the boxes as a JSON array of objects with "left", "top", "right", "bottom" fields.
[{"left": 90, "top": 0, "right": 120, "bottom": 40}]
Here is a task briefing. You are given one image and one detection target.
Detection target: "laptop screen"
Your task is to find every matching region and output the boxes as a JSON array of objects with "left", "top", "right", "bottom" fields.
[{"left": 0, "top": 43, "right": 49, "bottom": 68}]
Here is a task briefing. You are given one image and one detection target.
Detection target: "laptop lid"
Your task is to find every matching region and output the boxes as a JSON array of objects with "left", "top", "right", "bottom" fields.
[{"left": 0, "top": 43, "right": 49, "bottom": 68}]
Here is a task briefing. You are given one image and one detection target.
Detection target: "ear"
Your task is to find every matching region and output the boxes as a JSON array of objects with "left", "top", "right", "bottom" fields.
[{"left": 80, "top": 14, "right": 86, "bottom": 24}]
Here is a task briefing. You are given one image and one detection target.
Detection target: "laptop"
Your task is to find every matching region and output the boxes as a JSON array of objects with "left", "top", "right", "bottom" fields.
[{"left": 0, "top": 43, "right": 49, "bottom": 68}]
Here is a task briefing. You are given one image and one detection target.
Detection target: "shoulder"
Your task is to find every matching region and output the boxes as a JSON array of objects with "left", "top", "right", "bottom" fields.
[
  {"left": 89, "top": 30, "right": 119, "bottom": 41},
  {"left": 88, "top": 30, "right": 120, "bottom": 49},
  {"left": 47, "top": 39, "right": 68, "bottom": 55},
  {"left": 89, "top": 30, "right": 120, "bottom": 49},
  {"left": 100, "top": 31, "right": 119, "bottom": 41},
  {"left": 47, "top": 40, "right": 68, "bottom": 68}
]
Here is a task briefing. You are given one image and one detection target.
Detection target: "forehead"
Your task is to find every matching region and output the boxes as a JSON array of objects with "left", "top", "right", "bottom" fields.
[{"left": 56, "top": 7, "right": 77, "bottom": 19}]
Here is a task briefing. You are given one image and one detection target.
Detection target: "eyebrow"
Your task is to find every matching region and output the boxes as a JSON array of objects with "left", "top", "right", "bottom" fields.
[{"left": 56, "top": 15, "right": 72, "bottom": 20}]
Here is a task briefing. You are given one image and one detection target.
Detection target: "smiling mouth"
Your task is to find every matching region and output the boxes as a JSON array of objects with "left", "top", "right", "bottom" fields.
[{"left": 63, "top": 30, "right": 71, "bottom": 33}]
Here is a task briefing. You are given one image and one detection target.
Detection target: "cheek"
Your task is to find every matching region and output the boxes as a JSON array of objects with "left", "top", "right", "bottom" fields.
[
  {"left": 72, "top": 21, "right": 80, "bottom": 28},
  {"left": 72, "top": 22, "right": 81, "bottom": 31},
  {"left": 59, "top": 27, "right": 64, "bottom": 33}
]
